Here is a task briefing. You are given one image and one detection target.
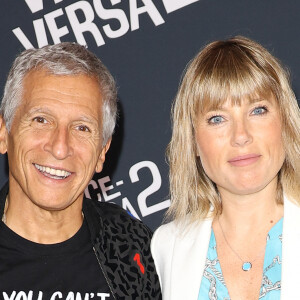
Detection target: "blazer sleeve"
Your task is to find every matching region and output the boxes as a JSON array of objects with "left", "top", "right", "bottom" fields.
[{"left": 151, "top": 222, "right": 177, "bottom": 299}]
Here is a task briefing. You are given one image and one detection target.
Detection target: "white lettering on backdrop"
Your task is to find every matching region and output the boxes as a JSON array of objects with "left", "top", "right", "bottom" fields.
[
  {"left": 84, "top": 160, "right": 170, "bottom": 220},
  {"left": 13, "top": 0, "right": 199, "bottom": 49},
  {"left": 13, "top": 0, "right": 165, "bottom": 49}
]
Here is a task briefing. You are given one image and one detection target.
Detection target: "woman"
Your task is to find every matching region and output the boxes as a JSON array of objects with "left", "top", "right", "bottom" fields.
[{"left": 151, "top": 36, "right": 300, "bottom": 300}]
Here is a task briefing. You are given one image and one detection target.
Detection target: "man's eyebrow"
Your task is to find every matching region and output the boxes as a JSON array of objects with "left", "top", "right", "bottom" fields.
[
  {"left": 26, "top": 107, "right": 52, "bottom": 116},
  {"left": 26, "top": 107, "right": 99, "bottom": 124},
  {"left": 76, "top": 115, "right": 99, "bottom": 125}
]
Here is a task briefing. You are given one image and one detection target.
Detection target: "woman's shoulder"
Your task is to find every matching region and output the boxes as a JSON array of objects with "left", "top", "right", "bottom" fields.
[
  {"left": 151, "top": 217, "right": 212, "bottom": 253},
  {"left": 153, "top": 220, "right": 181, "bottom": 238},
  {"left": 151, "top": 221, "right": 180, "bottom": 257},
  {"left": 151, "top": 217, "right": 213, "bottom": 287}
]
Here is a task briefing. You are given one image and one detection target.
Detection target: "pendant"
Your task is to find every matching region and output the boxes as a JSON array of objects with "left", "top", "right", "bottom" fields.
[{"left": 242, "top": 262, "right": 252, "bottom": 271}]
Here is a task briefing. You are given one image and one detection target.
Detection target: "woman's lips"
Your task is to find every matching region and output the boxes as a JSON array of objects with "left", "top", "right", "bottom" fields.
[{"left": 228, "top": 154, "right": 261, "bottom": 167}]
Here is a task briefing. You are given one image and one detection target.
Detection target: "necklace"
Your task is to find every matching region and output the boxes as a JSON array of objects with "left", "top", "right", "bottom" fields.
[{"left": 218, "top": 218, "right": 264, "bottom": 271}]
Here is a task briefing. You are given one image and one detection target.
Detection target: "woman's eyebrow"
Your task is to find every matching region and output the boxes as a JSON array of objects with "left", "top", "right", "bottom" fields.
[{"left": 203, "top": 98, "right": 271, "bottom": 113}]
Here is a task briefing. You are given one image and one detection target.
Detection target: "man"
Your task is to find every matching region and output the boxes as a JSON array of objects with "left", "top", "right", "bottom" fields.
[{"left": 0, "top": 43, "right": 161, "bottom": 299}]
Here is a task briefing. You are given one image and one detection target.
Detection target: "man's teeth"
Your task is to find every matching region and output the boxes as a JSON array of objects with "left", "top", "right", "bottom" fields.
[{"left": 34, "top": 164, "right": 71, "bottom": 179}]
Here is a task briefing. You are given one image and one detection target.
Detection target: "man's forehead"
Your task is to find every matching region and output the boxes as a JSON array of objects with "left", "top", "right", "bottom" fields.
[
  {"left": 22, "top": 69, "right": 102, "bottom": 100},
  {"left": 18, "top": 70, "right": 104, "bottom": 120}
]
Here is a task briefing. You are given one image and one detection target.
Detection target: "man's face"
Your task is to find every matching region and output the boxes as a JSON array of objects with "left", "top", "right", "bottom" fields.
[{"left": 0, "top": 69, "right": 109, "bottom": 211}]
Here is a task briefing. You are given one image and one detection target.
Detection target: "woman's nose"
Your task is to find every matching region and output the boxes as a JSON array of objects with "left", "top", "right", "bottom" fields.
[{"left": 230, "top": 119, "right": 253, "bottom": 147}]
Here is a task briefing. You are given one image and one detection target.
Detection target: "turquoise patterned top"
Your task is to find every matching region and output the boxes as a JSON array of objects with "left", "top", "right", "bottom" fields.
[{"left": 198, "top": 218, "right": 283, "bottom": 300}]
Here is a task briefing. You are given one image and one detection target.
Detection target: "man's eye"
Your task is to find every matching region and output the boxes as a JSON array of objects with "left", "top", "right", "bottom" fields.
[
  {"left": 77, "top": 125, "right": 90, "bottom": 132},
  {"left": 207, "top": 115, "right": 224, "bottom": 125},
  {"left": 251, "top": 106, "right": 268, "bottom": 115},
  {"left": 33, "top": 117, "right": 47, "bottom": 124}
]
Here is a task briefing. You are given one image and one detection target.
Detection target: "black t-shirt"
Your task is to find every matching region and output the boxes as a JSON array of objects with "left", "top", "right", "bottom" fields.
[{"left": 0, "top": 219, "right": 112, "bottom": 300}]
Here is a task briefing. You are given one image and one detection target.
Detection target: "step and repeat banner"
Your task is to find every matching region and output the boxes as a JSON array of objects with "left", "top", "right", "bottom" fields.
[{"left": 0, "top": 0, "right": 299, "bottom": 230}]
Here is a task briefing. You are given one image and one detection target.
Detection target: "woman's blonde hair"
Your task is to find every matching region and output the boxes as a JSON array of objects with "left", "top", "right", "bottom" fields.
[{"left": 167, "top": 36, "right": 300, "bottom": 223}]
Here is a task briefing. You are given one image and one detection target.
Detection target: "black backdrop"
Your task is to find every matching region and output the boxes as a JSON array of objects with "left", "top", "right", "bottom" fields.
[{"left": 0, "top": 0, "right": 299, "bottom": 230}]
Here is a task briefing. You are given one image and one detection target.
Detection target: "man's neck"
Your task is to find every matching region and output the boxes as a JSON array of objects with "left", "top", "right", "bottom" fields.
[{"left": 3, "top": 192, "right": 84, "bottom": 244}]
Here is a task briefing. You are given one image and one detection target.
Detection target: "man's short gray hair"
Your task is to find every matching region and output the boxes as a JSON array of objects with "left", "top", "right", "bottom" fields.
[{"left": 0, "top": 42, "right": 117, "bottom": 146}]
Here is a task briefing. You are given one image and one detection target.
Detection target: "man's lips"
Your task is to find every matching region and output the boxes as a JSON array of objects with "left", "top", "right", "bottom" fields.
[
  {"left": 228, "top": 154, "right": 261, "bottom": 167},
  {"left": 34, "top": 163, "right": 72, "bottom": 179}
]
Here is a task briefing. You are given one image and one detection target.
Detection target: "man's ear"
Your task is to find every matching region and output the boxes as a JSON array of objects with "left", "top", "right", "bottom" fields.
[
  {"left": 0, "top": 116, "right": 8, "bottom": 154},
  {"left": 95, "top": 139, "right": 111, "bottom": 173}
]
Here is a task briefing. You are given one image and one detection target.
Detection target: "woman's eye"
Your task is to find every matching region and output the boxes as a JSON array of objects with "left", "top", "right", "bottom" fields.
[
  {"left": 208, "top": 115, "right": 224, "bottom": 125},
  {"left": 252, "top": 106, "right": 268, "bottom": 115},
  {"left": 33, "top": 116, "right": 47, "bottom": 124}
]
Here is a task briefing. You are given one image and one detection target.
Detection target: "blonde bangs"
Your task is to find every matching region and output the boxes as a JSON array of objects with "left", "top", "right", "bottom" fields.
[{"left": 190, "top": 46, "right": 277, "bottom": 118}]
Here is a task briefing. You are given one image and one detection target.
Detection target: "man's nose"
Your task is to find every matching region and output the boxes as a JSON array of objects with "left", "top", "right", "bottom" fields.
[
  {"left": 230, "top": 119, "right": 253, "bottom": 147},
  {"left": 44, "top": 126, "right": 73, "bottom": 159}
]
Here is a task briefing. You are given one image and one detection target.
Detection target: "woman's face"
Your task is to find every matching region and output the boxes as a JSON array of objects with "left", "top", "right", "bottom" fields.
[{"left": 195, "top": 95, "right": 285, "bottom": 197}]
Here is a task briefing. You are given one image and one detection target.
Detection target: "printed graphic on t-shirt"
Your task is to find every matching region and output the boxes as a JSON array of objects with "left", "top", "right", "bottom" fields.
[
  {"left": 0, "top": 221, "right": 112, "bottom": 300},
  {"left": 2, "top": 291, "right": 110, "bottom": 300}
]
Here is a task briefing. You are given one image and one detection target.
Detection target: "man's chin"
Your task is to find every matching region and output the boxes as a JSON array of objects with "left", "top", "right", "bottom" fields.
[{"left": 27, "top": 191, "right": 83, "bottom": 212}]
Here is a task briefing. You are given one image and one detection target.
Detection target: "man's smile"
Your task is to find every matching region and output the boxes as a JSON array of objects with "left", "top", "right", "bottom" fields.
[{"left": 34, "top": 163, "right": 72, "bottom": 179}]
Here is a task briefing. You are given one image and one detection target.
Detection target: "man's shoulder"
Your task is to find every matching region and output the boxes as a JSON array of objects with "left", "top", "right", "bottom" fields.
[
  {"left": 84, "top": 198, "right": 153, "bottom": 238},
  {"left": 85, "top": 200, "right": 162, "bottom": 299},
  {"left": 91, "top": 199, "right": 129, "bottom": 216}
]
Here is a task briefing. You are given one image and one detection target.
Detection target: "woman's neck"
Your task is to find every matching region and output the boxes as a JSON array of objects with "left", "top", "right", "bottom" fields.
[{"left": 216, "top": 177, "right": 283, "bottom": 234}]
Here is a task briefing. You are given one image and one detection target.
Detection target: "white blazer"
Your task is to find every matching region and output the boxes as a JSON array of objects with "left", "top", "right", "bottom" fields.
[{"left": 151, "top": 196, "right": 300, "bottom": 300}]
